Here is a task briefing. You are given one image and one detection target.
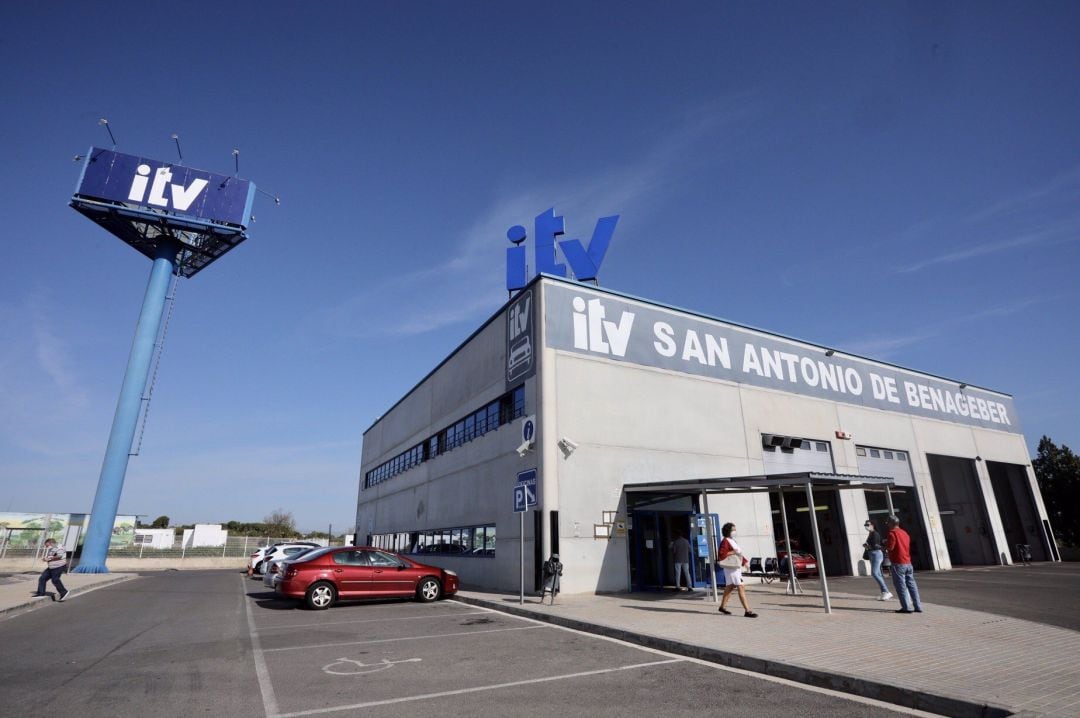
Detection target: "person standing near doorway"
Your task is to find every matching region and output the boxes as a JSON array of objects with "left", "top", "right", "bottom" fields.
[
  {"left": 33, "top": 538, "right": 69, "bottom": 602},
  {"left": 670, "top": 531, "right": 693, "bottom": 592},
  {"left": 863, "top": 519, "right": 893, "bottom": 601},
  {"left": 884, "top": 515, "right": 922, "bottom": 614},
  {"left": 717, "top": 522, "right": 758, "bottom": 618}
]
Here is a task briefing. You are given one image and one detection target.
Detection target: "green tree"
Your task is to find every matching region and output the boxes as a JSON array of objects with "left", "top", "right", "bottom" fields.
[
  {"left": 1033, "top": 436, "right": 1080, "bottom": 547},
  {"left": 151, "top": 515, "right": 170, "bottom": 528}
]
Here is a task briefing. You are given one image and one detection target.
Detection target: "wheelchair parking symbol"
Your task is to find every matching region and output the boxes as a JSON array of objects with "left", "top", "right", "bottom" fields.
[{"left": 322, "top": 657, "right": 423, "bottom": 675}]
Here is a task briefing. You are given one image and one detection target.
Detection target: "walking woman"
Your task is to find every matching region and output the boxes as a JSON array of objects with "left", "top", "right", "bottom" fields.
[
  {"left": 863, "top": 518, "right": 893, "bottom": 601},
  {"left": 717, "top": 522, "right": 758, "bottom": 618}
]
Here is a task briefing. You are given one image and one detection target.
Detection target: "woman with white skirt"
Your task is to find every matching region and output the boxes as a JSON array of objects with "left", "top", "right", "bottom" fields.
[{"left": 717, "top": 522, "right": 758, "bottom": 618}]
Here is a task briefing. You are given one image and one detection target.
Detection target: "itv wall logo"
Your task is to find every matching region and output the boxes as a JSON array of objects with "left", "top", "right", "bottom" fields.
[
  {"left": 506, "top": 289, "right": 535, "bottom": 384},
  {"left": 505, "top": 208, "right": 619, "bottom": 291}
]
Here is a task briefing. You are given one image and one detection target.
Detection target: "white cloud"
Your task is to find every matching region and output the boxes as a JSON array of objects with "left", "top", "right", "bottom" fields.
[
  {"left": 894, "top": 223, "right": 1078, "bottom": 274},
  {"left": 318, "top": 101, "right": 750, "bottom": 339}
]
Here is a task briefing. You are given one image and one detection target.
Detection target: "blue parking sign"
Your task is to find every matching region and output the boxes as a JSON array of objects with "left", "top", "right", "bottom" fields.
[{"left": 513, "top": 484, "right": 536, "bottom": 512}]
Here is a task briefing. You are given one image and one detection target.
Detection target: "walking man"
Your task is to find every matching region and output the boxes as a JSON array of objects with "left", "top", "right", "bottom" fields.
[
  {"left": 34, "top": 538, "right": 69, "bottom": 602},
  {"left": 670, "top": 531, "right": 693, "bottom": 591},
  {"left": 884, "top": 515, "right": 922, "bottom": 614}
]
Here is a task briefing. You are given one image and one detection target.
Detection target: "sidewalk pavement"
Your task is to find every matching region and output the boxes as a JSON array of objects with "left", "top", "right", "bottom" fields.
[
  {"left": 0, "top": 571, "right": 137, "bottom": 621},
  {"left": 455, "top": 580, "right": 1080, "bottom": 718}
]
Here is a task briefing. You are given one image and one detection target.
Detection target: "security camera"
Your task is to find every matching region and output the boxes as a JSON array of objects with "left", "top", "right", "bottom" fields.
[
  {"left": 516, "top": 440, "right": 533, "bottom": 457},
  {"left": 557, "top": 437, "right": 579, "bottom": 457}
]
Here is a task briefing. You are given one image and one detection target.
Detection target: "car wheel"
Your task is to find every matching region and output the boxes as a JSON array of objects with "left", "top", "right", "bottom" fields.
[
  {"left": 416, "top": 577, "right": 442, "bottom": 602},
  {"left": 306, "top": 582, "right": 336, "bottom": 610}
]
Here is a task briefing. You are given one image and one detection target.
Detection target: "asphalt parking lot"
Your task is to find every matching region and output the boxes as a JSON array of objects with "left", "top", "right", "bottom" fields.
[
  {"left": 0, "top": 571, "right": 930, "bottom": 717},
  {"left": 243, "top": 576, "right": 921, "bottom": 718}
]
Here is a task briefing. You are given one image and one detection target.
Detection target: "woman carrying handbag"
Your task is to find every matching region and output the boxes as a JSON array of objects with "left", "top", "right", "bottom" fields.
[{"left": 717, "top": 522, "right": 758, "bottom": 618}]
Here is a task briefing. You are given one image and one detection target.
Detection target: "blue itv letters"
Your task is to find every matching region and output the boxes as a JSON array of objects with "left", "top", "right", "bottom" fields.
[{"left": 506, "top": 208, "right": 619, "bottom": 291}]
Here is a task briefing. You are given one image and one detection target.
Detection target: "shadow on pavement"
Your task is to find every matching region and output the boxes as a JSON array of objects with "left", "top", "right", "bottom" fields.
[{"left": 620, "top": 605, "right": 705, "bottom": 615}]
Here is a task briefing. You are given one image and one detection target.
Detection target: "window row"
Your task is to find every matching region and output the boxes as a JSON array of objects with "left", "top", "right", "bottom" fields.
[
  {"left": 370, "top": 525, "right": 496, "bottom": 558},
  {"left": 365, "top": 386, "right": 525, "bottom": 489},
  {"left": 857, "top": 446, "right": 908, "bottom": 461}
]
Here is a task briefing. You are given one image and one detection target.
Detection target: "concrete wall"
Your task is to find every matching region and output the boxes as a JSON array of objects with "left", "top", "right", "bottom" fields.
[
  {"left": 549, "top": 346, "right": 1036, "bottom": 593},
  {"left": 356, "top": 308, "right": 542, "bottom": 592}
]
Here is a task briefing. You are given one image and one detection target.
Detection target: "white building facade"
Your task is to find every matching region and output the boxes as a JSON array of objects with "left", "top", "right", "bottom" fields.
[{"left": 355, "top": 276, "right": 1056, "bottom": 594}]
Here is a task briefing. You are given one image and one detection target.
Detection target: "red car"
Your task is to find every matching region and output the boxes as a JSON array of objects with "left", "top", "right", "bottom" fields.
[
  {"left": 776, "top": 549, "right": 819, "bottom": 577},
  {"left": 277, "top": 546, "right": 459, "bottom": 610}
]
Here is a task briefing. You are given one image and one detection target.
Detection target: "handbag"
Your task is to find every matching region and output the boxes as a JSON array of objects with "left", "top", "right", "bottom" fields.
[
  {"left": 862, "top": 548, "right": 871, "bottom": 561},
  {"left": 717, "top": 554, "right": 742, "bottom": 569}
]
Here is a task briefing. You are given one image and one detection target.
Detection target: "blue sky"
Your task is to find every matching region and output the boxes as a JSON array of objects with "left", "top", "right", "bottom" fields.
[{"left": 2, "top": 3, "right": 1078, "bottom": 533}]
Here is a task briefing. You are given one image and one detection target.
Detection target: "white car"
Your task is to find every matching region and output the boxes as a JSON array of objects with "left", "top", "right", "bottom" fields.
[
  {"left": 257, "top": 543, "right": 322, "bottom": 575},
  {"left": 262, "top": 547, "right": 325, "bottom": 589},
  {"left": 249, "top": 541, "right": 319, "bottom": 575}
]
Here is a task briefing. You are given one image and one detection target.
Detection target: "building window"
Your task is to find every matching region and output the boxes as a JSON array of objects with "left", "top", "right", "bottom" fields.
[
  {"left": 363, "top": 385, "right": 526, "bottom": 489},
  {"left": 369, "top": 524, "right": 496, "bottom": 557}
]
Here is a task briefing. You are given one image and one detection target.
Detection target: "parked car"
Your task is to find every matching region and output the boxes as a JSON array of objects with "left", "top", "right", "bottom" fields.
[
  {"left": 776, "top": 548, "right": 819, "bottom": 577},
  {"left": 248, "top": 541, "right": 320, "bottom": 575},
  {"left": 253, "top": 542, "right": 321, "bottom": 575},
  {"left": 263, "top": 547, "right": 321, "bottom": 589},
  {"left": 277, "top": 546, "right": 459, "bottom": 610}
]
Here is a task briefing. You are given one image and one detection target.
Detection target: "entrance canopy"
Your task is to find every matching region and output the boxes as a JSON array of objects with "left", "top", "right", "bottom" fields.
[
  {"left": 623, "top": 472, "right": 897, "bottom": 614},
  {"left": 624, "top": 471, "right": 896, "bottom": 495}
]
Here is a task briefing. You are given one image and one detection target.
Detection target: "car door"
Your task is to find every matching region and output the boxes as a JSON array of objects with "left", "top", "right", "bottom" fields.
[
  {"left": 330, "top": 549, "right": 372, "bottom": 596},
  {"left": 366, "top": 550, "right": 416, "bottom": 596}
]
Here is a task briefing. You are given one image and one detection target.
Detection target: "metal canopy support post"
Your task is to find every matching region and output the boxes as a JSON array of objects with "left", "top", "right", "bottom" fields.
[
  {"left": 885, "top": 486, "right": 896, "bottom": 516},
  {"left": 700, "top": 491, "right": 718, "bottom": 603},
  {"left": 778, "top": 488, "right": 801, "bottom": 595},
  {"left": 75, "top": 239, "right": 180, "bottom": 573},
  {"left": 805, "top": 482, "right": 831, "bottom": 614}
]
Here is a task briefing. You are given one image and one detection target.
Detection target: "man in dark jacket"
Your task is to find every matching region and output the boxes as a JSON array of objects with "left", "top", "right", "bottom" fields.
[{"left": 884, "top": 515, "right": 922, "bottom": 614}]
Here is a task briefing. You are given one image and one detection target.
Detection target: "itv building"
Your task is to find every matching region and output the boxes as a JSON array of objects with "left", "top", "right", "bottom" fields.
[{"left": 354, "top": 274, "right": 1057, "bottom": 594}]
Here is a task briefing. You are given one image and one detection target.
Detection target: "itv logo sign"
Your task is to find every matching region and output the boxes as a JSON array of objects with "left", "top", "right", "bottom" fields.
[
  {"left": 74, "top": 148, "right": 254, "bottom": 228},
  {"left": 127, "top": 163, "right": 208, "bottom": 212},
  {"left": 506, "top": 208, "right": 619, "bottom": 291}
]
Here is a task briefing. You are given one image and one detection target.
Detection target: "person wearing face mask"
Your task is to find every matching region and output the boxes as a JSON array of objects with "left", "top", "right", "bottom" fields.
[
  {"left": 716, "top": 522, "right": 757, "bottom": 617},
  {"left": 862, "top": 518, "right": 892, "bottom": 601}
]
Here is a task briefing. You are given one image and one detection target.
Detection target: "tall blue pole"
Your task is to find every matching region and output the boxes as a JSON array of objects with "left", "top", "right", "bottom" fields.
[{"left": 74, "top": 240, "right": 179, "bottom": 573}]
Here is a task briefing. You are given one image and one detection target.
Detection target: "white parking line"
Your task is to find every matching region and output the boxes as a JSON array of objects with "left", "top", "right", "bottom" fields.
[
  {"left": 452, "top": 600, "right": 945, "bottom": 717},
  {"left": 242, "top": 576, "right": 280, "bottom": 718},
  {"left": 257, "top": 610, "right": 490, "bottom": 631},
  {"left": 274, "top": 658, "right": 685, "bottom": 717},
  {"left": 262, "top": 624, "right": 545, "bottom": 653}
]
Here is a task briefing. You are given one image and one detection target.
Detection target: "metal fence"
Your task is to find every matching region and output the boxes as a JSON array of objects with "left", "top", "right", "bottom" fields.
[
  {"left": 111, "top": 536, "right": 333, "bottom": 559},
  {"left": 0, "top": 533, "right": 339, "bottom": 566}
]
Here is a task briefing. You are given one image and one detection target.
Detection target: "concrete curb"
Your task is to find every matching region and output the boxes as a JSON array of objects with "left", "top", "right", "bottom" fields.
[
  {"left": 0, "top": 574, "right": 138, "bottom": 622},
  {"left": 453, "top": 594, "right": 1014, "bottom": 718}
]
